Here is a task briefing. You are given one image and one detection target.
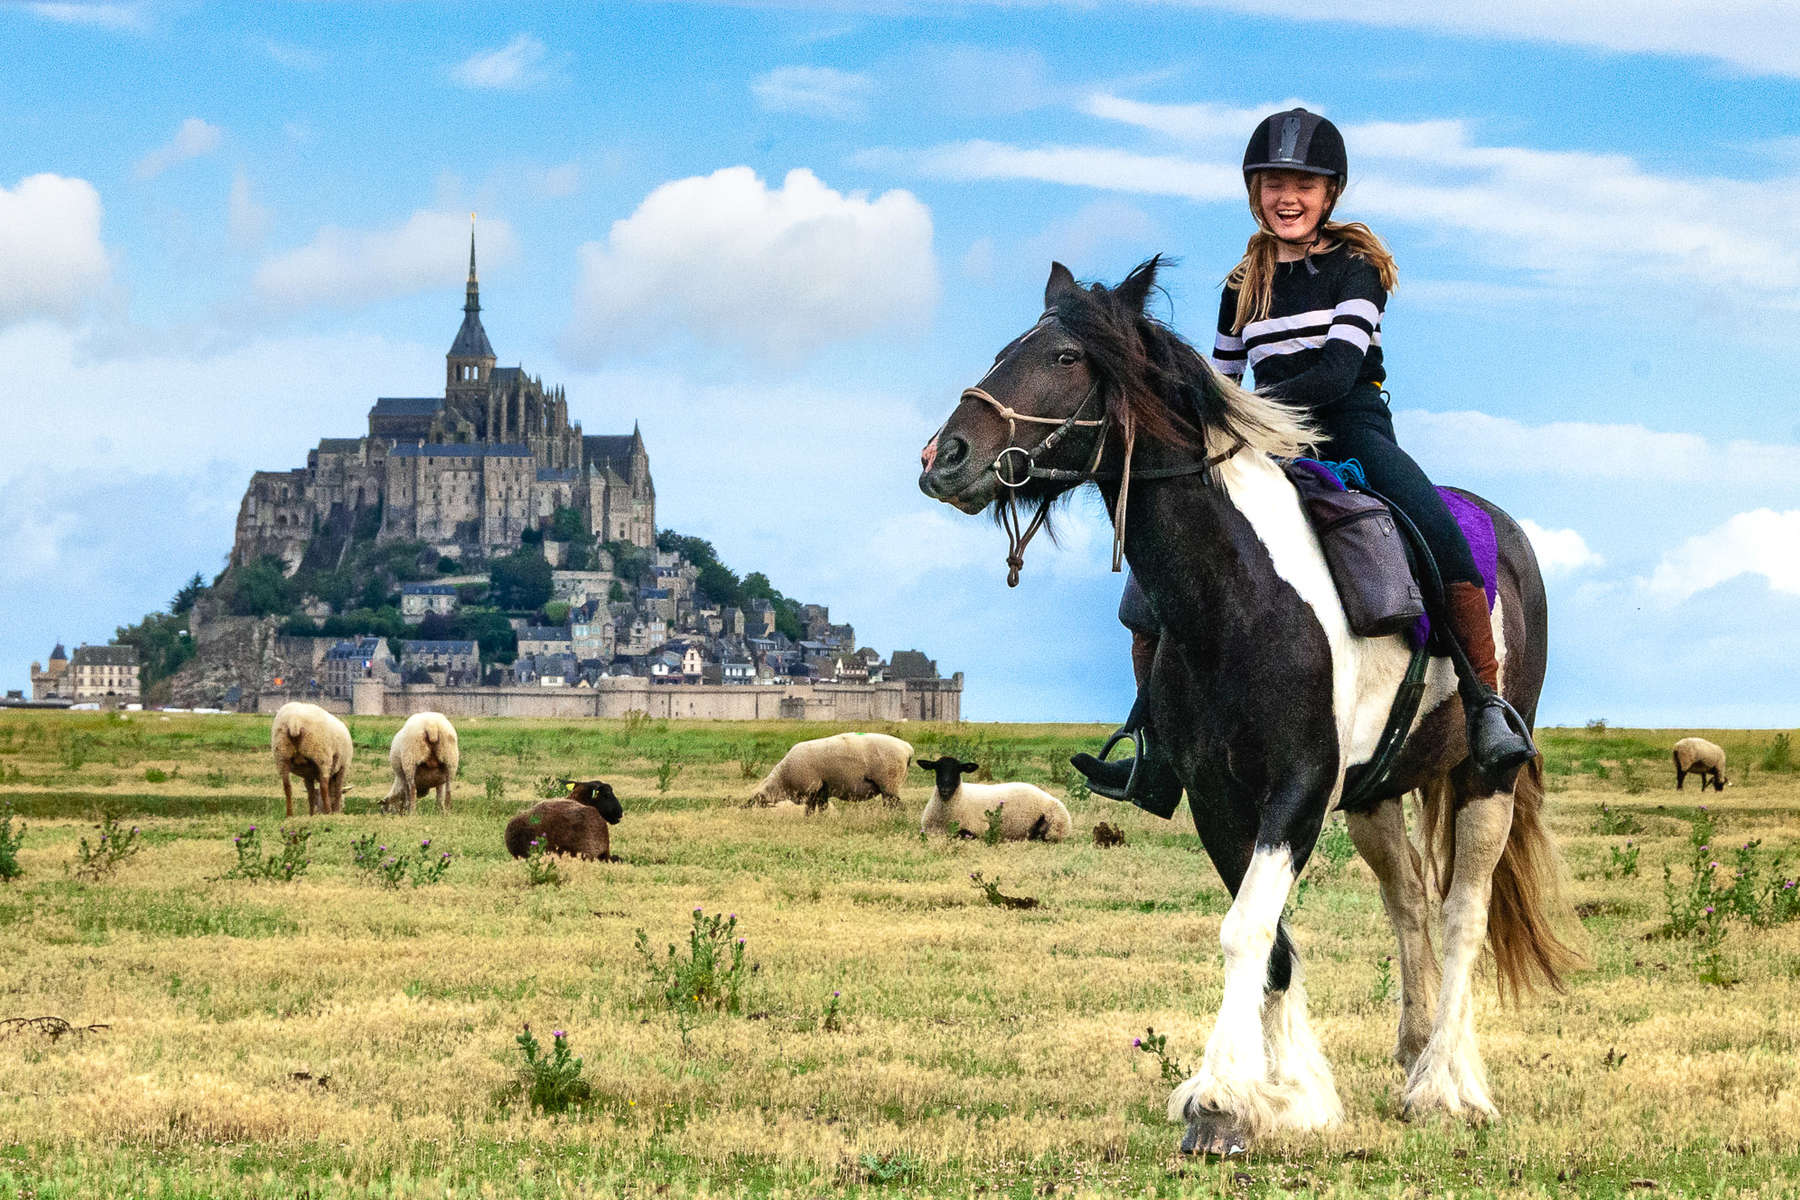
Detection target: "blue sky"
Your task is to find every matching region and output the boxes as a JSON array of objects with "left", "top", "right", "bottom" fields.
[{"left": 2, "top": 0, "right": 1798, "bottom": 726}]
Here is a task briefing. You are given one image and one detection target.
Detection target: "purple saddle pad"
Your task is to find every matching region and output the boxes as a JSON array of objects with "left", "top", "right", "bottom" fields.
[{"left": 1288, "top": 458, "right": 1498, "bottom": 645}]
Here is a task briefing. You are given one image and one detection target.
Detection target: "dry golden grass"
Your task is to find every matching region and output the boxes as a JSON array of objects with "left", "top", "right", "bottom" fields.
[{"left": 0, "top": 712, "right": 1796, "bottom": 1197}]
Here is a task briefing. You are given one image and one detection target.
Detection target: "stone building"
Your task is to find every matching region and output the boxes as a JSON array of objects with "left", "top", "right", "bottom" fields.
[
  {"left": 232, "top": 227, "right": 655, "bottom": 574},
  {"left": 29, "top": 643, "right": 69, "bottom": 701},
  {"left": 70, "top": 645, "right": 141, "bottom": 701}
]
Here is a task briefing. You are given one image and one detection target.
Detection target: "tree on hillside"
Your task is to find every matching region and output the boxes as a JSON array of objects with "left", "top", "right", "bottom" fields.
[
  {"left": 223, "top": 557, "right": 293, "bottom": 617},
  {"left": 114, "top": 610, "right": 196, "bottom": 698},
  {"left": 490, "top": 548, "right": 552, "bottom": 612},
  {"left": 169, "top": 573, "right": 206, "bottom": 615}
]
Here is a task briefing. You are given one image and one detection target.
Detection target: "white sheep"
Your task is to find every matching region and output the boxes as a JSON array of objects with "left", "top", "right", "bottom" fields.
[
  {"left": 270, "top": 701, "right": 353, "bottom": 817},
  {"left": 382, "top": 711, "right": 460, "bottom": 813},
  {"left": 1673, "top": 737, "right": 1729, "bottom": 791},
  {"left": 747, "top": 732, "right": 913, "bottom": 812},
  {"left": 916, "top": 756, "right": 1071, "bottom": 842}
]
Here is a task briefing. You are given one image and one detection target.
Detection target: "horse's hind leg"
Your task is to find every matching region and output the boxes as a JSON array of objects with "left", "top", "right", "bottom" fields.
[
  {"left": 1346, "top": 794, "right": 1440, "bottom": 1071},
  {"left": 1404, "top": 778, "right": 1512, "bottom": 1120}
]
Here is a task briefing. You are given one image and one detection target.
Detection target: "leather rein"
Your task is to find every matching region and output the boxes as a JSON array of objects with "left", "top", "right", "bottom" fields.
[{"left": 959, "top": 383, "right": 1242, "bottom": 586}]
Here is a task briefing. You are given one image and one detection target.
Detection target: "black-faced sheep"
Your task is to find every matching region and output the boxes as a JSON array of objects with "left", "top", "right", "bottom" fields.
[
  {"left": 504, "top": 780, "right": 624, "bottom": 861},
  {"left": 747, "top": 732, "right": 913, "bottom": 812},
  {"left": 916, "top": 756, "right": 1071, "bottom": 842},
  {"left": 1673, "top": 737, "right": 1729, "bottom": 791},
  {"left": 382, "top": 711, "right": 460, "bottom": 813},
  {"left": 270, "top": 701, "right": 353, "bottom": 817}
]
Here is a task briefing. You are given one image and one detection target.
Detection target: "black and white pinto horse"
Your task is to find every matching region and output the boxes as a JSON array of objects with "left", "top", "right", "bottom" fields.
[{"left": 918, "top": 259, "right": 1580, "bottom": 1154}]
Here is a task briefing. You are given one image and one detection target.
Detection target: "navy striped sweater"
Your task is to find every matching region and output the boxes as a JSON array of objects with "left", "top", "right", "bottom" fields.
[{"left": 1210, "top": 245, "right": 1386, "bottom": 409}]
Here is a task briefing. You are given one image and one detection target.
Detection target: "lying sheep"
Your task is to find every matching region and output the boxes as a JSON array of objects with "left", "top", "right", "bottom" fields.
[
  {"left": 382, "top": 712, "right": 459, "bottom": 814},
  {"left": 504, "top": 780, "right": 624, "bottom": 861},
  {"left": 747, "top": 732, "right": 913, "bottom": 812},
  {"left": 1673, "top": 737, "right": 1729, "bottom": 791},
  {"left": 916, "top": 756, "right": 1071, "bottom": 842},
  {"left": 270, "top": 701, "right": 353, "bottom": 817}
]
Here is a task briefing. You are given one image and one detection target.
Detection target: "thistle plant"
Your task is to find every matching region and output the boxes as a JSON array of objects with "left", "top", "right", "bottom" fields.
[
  {"left": 522, "top": 836, "right": 562, "bottom": 887},
  {"left": 633, "top": 906, "right": 749, "bottom": 1014},
  {"left": 225, "top": 825, "right": 311, "bottom": 882},
  {"left": 514, "top": 1025, "right": 592, "bottom": 1114},
  {"left": 0, "top": 802, "right": 25, "bottom": 882},
  {"left": 72, "top": 812, "right": 141, "bottom": 881}
]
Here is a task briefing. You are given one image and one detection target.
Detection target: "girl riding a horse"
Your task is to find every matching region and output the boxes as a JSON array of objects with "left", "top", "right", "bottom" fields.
[{"left": 1075, "top": 107, "right": 1536, "bottom": 811}]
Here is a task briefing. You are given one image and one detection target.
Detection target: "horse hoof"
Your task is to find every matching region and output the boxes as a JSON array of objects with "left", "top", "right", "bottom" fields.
[{"left": 1179, "top": 1107, "right": 1249, "bottom": 1157}]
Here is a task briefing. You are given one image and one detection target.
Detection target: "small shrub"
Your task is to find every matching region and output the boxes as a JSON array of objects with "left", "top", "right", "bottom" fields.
[
  {"left": 1594, "top": 804, "right": 1641, "bottom": 835},
  {"left": 633, "top": 906, "right": 749, "bottom": 1014},
  {"left": 72, "top": 812, "right": 141, "bottom": 881},
  {"left": 618, "top": 709, "right": 649, "bottom": 746},
  {"left": 1585, "top": 718, "right": 1608, "bottom": 732},
  {"left": 858, "top": 1153, "right": 921, "bottom": 1185},
  {"left": 1602, "top": 842, "right": 1640, "bottom": 880},
  {"left": 982, "top": 805, "right": 1006, "bottom": 845},
  {"left": 0, "top": 802, "right": 25, "bottom": 882},
  {"left": 514, "top": 1025, "right": 592, "bottom": 1114},
  {"left": 0, "top": 759, "right": 21, "bottom": 784},
  {"left": 1620, "top": 760, "right": 1648, "bottom": 795},
  {"left": 535, "top": 775, "right": 567, "bottom": 799},
  {"left": 821, "top": 989, "right": 843, "bottom": 1033},
  {"left": 1761, "top": 733, "right": 1792, "bottom": 774},
  {"left": 522, "top": 836, "right": 562, "bottom": 887},
  {"left": 734, "top": 739, "right": 771, "bottom": 781},
  {"left": 1045, "top": 754, "right": 1072, "bottom": 790},
  {"left": 969, "top": 871, "right": 1038, "bottom": 909},
  {"left": 484, "top": 775, "right": 504, "bottom": 805},
  {"left": 655, "top": 752, "right": 682, "bottom": 794},
  {"left": 224, "top": 825, "right": 311, "bottom": 882},
  {"left": 1370, "top": 956, "right": 1396, "bottom": 1007},
  {"left": 1696, "top": 903, "right": 1732, "bottom": 987},
  {"left": 1133, "top": 1026, "right": 1190, "bottom": 1087},
  {"left": 200, "top": 768, "right": 229, "bottom": 789},
  {"left": 353, "top": 835, "right": 451, "bottom": 888},
  {"left": 143, "top": 767, "right": 174, "bottom": 783}
]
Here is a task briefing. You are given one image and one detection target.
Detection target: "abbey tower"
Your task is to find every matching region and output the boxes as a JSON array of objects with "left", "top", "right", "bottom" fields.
[{"left": 231, "top": 227, "right": 655, "bottom": 574}]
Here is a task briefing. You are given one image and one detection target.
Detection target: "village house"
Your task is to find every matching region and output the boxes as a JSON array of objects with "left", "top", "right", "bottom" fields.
[
  {"left": 400, "top": 583, "right": 459, "bottom": 624},
  {"left": 322, "top": 637, "right": 397, "bottom": 699}
]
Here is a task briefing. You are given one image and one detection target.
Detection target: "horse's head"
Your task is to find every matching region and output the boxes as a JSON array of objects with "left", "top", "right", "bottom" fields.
[{"left": 919, "top": 260, "right": 1170, "bottom": 514}]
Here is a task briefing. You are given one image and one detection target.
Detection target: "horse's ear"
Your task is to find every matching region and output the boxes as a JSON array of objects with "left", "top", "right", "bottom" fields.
[
  {"left": 1115, "top": 255, "right": 1162, "bottom": 314},
  {"left": 1044, "top": 262, "right": 1078, "bottom": 308}
]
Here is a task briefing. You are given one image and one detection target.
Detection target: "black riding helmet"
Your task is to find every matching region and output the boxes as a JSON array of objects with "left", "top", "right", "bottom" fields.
[{"left": 1242, "top": 108, "right": 1347, "bottom": 185}]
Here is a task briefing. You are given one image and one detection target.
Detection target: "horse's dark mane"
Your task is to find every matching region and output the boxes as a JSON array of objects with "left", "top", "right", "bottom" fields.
[
  {"left": 1048, "top": 255, "right": 1317, "bottom": 462},
  {"left": 1047, "top": 255, "right": 1218, "bottom": 451}
]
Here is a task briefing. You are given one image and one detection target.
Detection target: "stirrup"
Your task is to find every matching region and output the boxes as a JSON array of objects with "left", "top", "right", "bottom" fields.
[{"left": 1467, "top": 692, "right": 1536, "bottom": 787}]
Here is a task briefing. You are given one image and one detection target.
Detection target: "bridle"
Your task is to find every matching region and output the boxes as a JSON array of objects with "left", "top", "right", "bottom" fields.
[{"left": 957, "top": 367, "right": 1242, "bottom": 587}]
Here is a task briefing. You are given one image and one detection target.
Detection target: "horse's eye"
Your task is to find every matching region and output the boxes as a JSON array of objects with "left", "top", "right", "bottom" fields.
[{"left": 1056, "top": 349, "right": 1080, "bottom": 366}]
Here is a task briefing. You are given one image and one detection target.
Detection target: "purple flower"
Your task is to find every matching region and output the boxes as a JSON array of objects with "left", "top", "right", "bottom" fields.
[
  {"left": 421, "top": 839, "right": 430, "bottom": 849},
  {"left": 1704, "top": 906, "right": 1715, "bottom": 915},
  {"left": 552, "top": 1029, "right": 565, "bottom": 1039},
  {"left": 833, "top": 991, "right": 840, "bottom": 998},
  {"left": 729, "top": 913, "right": 736, "bottom": 920},
  {"left": 694, "top": 905, "right": 703, "bottom": 913},
  {"left": 1709, "top": 862, "right": 1719, "bottom": 870},
  {"left": 248, "top": 825, "right": 256, "bottom": 832},
  {"left": 1132, "top": 1038, "right": 1142, "bottom": 1048}
]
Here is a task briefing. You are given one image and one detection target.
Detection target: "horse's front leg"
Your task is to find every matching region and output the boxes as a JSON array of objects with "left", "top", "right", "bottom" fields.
[
  {"left": 1346, "top": 794, "right": 1440, "bottom": 1071},
  {"left": 1172, "top": 790, "right": 1341, "bottom": 1153}
]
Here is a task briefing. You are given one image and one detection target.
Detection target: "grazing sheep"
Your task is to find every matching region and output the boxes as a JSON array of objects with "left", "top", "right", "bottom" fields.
[
  {"left": 504, "top": 780, "right": 624, "bottom": 860},
  {"left": 1673, "top": 737, "right": 1729, "bottom": 791},
  {"left": 767, "top": 798, "right": 835, "bottom": 817},
  {"left": 382, "top": 712, "right": 460, "bottom": 814},
  {"left": 747, "top": 732, "right": 913, "bottom": 812},
  {"left": 916, "top": 756, "right": 1071, "bottom": 842},
  {"left": 270, "top": 701, "right": 353, "bottom": 817}
]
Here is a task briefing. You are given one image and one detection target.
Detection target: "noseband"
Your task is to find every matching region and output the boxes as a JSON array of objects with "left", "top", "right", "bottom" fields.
[{"left": 958, "top": 382, "right": 1242, "bottom": 586}]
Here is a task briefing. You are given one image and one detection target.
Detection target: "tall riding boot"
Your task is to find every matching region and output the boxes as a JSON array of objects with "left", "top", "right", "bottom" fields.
[
  {"left": 1444, "top": 580, "right": 1537, "bottom": 785},
  {"left": 1070, "top": 632, "right": 1185, "bottom": 818}
]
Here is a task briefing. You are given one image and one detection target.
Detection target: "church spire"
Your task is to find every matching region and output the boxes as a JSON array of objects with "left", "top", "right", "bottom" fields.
[{"left": 465, "top": 213, "right": 480, "bottom": 315}]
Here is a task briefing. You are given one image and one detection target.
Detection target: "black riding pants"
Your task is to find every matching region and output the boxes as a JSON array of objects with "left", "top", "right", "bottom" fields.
[
  {"left": 1311, "top": 386, "right": 1482, "bottom": 590},
  {"left": 1116, "top": 385, "right": 1480, "bottom": 635}
]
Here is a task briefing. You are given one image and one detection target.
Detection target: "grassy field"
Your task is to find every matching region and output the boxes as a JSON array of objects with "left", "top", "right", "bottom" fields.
[{"left": 1, "top": 711, "right": 1797, "bottom": 1199}]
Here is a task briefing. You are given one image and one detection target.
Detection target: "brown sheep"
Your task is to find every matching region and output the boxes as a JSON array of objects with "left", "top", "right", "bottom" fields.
[
  {"left": 1673, "top": 737, "right": 1729, "bottom": 791},
  {"left": 270, "top": 701, "right": 353, "bottom": 816},
  {"left": 504, "top": 780, "right": 624, "bottom": 861}
]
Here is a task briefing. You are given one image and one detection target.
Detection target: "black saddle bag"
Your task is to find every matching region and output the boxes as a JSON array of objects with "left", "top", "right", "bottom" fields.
[{"left": 1286, "top": 467, "right": 1425, "bottom": 638}]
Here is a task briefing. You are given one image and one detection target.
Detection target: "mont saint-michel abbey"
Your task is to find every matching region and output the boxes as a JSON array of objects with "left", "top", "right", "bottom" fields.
[{"left": 233, "top": 233, "right": 654, "bottom": 572}]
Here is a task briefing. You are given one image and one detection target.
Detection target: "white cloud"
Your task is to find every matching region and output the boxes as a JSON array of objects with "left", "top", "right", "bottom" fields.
[
  {"left": 752, "top": 65, "right": 875, "bottom": 120},
  {"left": 1519, "top": 519, "right": 1603, "bottom": 576},
  {"left": 876, "top": 103, "right": 1800, "bottom": 307},
  {"left": 0, "top": 173, "right": 109, "bottom": 327},
  {"left": 25, "top": 2, "right": 146, "bottom": 31},
  {"left": 252, "top": 210, "right": 518, "bottom": 312},
  {"left": 564, "top": 166, "right": 937, "bottom": 362},
  {"left": 134, "top": 117, "right": 222, "bottom": 180},
  {"left": 527, "top": 162, "right": 582, "bottom": 199},
  {"left": 961, "top": 237, "right": 996, "bottom": 281},
  {"left": 1026, "top": 198, "right": 1163, "bottom": 268},
  {"left": 1645, "top": 509, "right": 1800, "bottom": 603},
  {"left": 1395, "top": 409, "right": 1799, "bottom": 489},
  {"left": 228, "top": 171, "right": 271, "bottom": 249},
  {"left": 451, "top": 34, "right": 553, "bottom": 90},
  {"left": 1078, "top": 93, "right": 1308, "bottom": 144},
  {"left": 262, "top": 38, "right": 324, "bottom": 70}
]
